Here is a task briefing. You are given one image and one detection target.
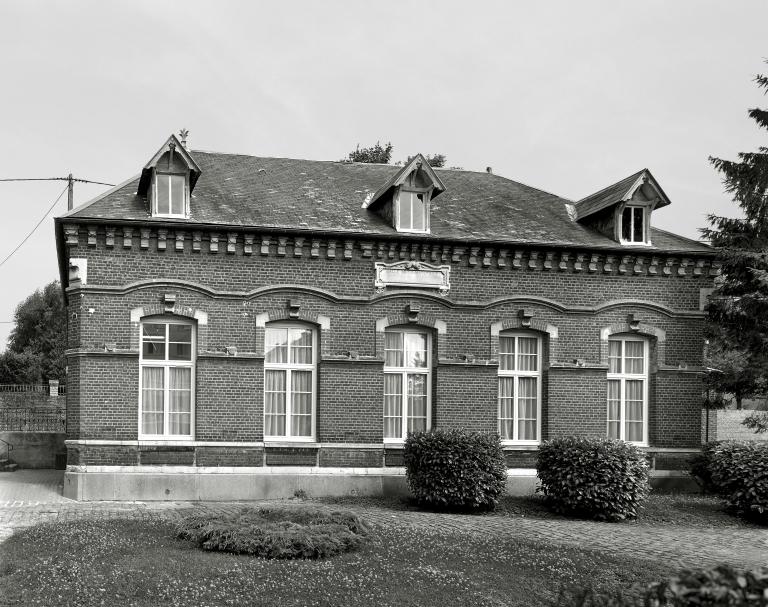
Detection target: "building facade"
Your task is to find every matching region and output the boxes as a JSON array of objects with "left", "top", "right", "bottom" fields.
[{"left": 56, "top": 134, "right": 717, "bottom": 500}]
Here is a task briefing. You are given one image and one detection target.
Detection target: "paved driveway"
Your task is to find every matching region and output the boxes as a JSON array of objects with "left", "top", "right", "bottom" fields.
[{"left": 1, "top": 470, "right": 766, "bottom": 569}]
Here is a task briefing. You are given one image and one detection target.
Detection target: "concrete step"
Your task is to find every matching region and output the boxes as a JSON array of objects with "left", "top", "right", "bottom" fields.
[
  {"left": 0, "top": 459, "right": 10, "bottom": 467},
  {"left": 0, "top": 463, "right": 18, "bottom": 472}
]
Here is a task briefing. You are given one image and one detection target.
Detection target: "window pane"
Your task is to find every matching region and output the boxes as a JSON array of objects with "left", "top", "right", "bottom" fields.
[
  {"left": 156, "top": 174, "right": 170, "bottom": 215},
  {"left": 518, "top": 377, "right": 538, "bottom": 440},
  {"left": 398, "top": 191, "right": 412, "bottom": 230},
  {"left": 265, "top": 328, "right": 288, "bottom": 363},
  {"left": 383, "top": 374, "right": 402, "bottom": 438},
  {"left": 169, "top": 323, "right": 193, "bottom": 361},
  {"left": 625, "top": 341, "right": 645, "bottom": 374},
  {"left": 142, "top": 324, "right": 166, "bottom": 360},
  {"left": 142, "top": 367, "right": 164, "bottom": 435},
  {"left": 407, "top": 374, "right": 427, "bottom": 433},
  {"left": 499, "top": 377, "right": 515, "bottom": 440},
  {"left": 608, "top": 421, "right": 621, "bottom": 439},
  {"left": 405, "top": 333, "right": 427, "bottom": 368},
  {"left": 608, "top": 340, "right": 622, "bottom": 373},
  {"left": 289, "top": 329, "right": 313, "bottom": 364},
  {"left": 625, "top": 380, "right": 644, "bottom": 442},
  {"left": 621, "top": 207, "right": 632, "bottom": 241},
  {"left": 169, "top": 367, "right": 192, "bottom": 435},
  {"left": 384, "top": 332, "right": 403, "bottom": 367},
  {"left": 633, "top": 208, "right": 644, "bottom": 242},
  {"left": 264, "top": 370, "right": 286, "bottom": 436},
  {"left": 411, "top": 193, "right": 425, "bottom": 231},
  {"left": 170, "top": 175, "right": 185, "bottom": 215},
  {"left": 291, "top": 370, "right": 313, "bottom": 437},
  {"left": 518, "top": 337, "right": 538, "bottom": 371},
  {"left": 607, "top": 380, "right": 621, "bottom": 433},
  {"left": 499, "top": 337, "right": 515, "bottom": 371},
  {"left": 626, "top": 422, "right": 643, "bottom": 442}
]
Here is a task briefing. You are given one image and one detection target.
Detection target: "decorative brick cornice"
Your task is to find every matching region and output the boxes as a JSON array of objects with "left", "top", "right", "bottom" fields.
[{"left": 59, "top": 222, "right": 719, "bottom": 277}]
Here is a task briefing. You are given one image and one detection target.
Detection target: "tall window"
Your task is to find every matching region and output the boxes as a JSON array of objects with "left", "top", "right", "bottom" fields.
[
  {"left": 383, "top": 329, "right": 430, "bottom": 441},
  {"left": 607, "top": 336, "right": 648, "bottom": 444},
  {"left": 397, "top": 189, "right": 428, "bottom": 232},
  {"left": 139, "top": 319, "right": 195, "bottom": 438},
  {"left": 153, "top": 173, "right": 187, "bottom": 216},
  {"left": 621, "top": 206, "right": 647, "bottom": 243},
  {"left": 498, "top": 333, "right": 541, "bottom": 443},
  {"left": 264, "top": 324, "right": 316, "bottom": 440}
]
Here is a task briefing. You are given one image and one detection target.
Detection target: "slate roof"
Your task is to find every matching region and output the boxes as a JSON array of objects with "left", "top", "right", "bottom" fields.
[
  {"left": 574, "top": 168, "right": 672, "bottom": 221},
  {"left": 61, "top": 151, "right": 711, "bottom": 254}
]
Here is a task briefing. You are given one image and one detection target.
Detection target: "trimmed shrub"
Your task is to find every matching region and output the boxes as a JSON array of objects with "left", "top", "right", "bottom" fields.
[
  {"left": 707, "top": 441, "right": 768, "bottom": 521},
  {"left": 689, "top": 440, "right": 723, "bottom": 494},
  {"left": 537, "top": 436, "right": 649, "bottom": 521},
  {"left": 176, "top": 505, "right": 370, "bottom": 559},
  {"left": 554, "top": 565, "right": 768, "bottom": 606},
  {"left": 403, "top": 429, "right": 507, "bottom": 511}
]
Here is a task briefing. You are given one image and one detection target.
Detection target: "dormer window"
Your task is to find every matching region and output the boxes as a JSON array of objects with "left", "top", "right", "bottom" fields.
[
  {"left": 153, "top": 173, "right": 187, "bottom": 217},
  {"left": 397, "top": 188, "right": 429, "bottom": 233},
  {"left": 137, "top": 132, "right": 201, "bottom": 219},
  {"left": 620, "top": 205, "right": 648, "bottom": 244},
  {"left": 361, "top": 153, "right": 446, "bottom": 235}
]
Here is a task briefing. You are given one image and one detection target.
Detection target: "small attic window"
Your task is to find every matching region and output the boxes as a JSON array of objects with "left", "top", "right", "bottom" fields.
[
  {"left": 150, "top": 148, "right": 189, "bottom": 218},
  {"left": 397, "top": 188, "right": 429, "bottom": 232},
  {"left": 620, "top": 206, "right": 648, "bottom": 244}
]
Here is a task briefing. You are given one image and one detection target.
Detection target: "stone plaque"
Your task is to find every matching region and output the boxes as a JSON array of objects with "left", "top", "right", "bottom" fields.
[{"left": 374, "top": 261, "right": 450, "bottom": 294}]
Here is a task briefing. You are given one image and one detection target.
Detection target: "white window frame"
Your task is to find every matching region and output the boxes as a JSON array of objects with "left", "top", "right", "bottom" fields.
[
  {"left": 498, "top": 333, "right": 542, "bottom": 445},
  {"left": 152, "top": 172, "right": 188, "bottom": 218},
  {"left": 263, "top": 323, "right": 317, "bottom": 442},
  {"left": 619, "top": 204, "right": 650, "bottom": 245},
  {"left": 383, "top": 328, "right": 432, "bottom": 443},
  {"left": 138, "top": 317, "right": 196, "bottom": 440},
  {"left": 395, "top": 186, "right": 430, "bottom": 234},
  {"left": 607, "top": 336, "right": 649, "bottom": 446}
]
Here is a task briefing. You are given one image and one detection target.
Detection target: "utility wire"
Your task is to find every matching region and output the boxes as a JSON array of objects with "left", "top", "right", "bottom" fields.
[
  {"left": 0, "top": 177, "right": 115, "bottom": 186},
  {"left": 0, "top": 183, "right": 69, "bottom": 269}
]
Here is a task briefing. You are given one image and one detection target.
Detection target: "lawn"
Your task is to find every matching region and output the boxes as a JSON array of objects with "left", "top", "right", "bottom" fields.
[{"left": 0, "top": 516, "right": 675, "bottom": 607}]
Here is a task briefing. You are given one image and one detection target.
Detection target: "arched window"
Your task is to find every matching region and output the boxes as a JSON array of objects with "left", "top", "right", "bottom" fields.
[
  {"left": 498, "top": 332, "right": 541, "bottom": 444},
  {"left": 264, "top": 323, "right": 317, "bottom": 440},
  {"left": 139, "top": 317, "right": 195, "bottom": 439},
  {"left": 607, "top": 335, "right": 648, "bottom": 444},
  {"left": 383, "top": 328, "right": 431, "bottom": 441}
]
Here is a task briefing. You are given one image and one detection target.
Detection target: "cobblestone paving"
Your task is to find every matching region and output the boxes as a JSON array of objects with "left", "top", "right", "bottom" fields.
[{"left": 1, "top": 471, "right": 766, "bottom": 570}]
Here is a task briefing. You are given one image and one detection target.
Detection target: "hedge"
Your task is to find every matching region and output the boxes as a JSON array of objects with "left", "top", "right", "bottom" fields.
[
  {"left": 403, "top": 429, "right": 507, "bottom": 511},
  {"left": 537, "top": 436, "right": 650, "bottom": 521}
]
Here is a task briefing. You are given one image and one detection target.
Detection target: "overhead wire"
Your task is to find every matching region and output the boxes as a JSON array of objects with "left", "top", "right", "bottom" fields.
[{"left": 0, "top": 183, "right": 69, "bottom": 269}]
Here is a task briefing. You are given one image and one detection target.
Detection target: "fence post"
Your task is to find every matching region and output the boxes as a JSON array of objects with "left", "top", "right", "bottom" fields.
[{"left": 48, "top": 380, "right": 59, "bottom": 397}]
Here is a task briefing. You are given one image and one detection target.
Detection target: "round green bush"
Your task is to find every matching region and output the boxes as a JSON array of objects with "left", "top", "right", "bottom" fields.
[
  {"left": 176, "top": 505, "right": 370, "bottom": 559},
  {"left": 536, "top": 436, "right": 650, "bottom": 521},
  {"left": 704, "top": 441, "right": 768, "bottom": 522},
  {"left": 403, "top": 429, "right": 507, "bottom": 511}
]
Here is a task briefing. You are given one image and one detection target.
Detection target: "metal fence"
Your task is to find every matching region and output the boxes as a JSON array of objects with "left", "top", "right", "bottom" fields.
[{"left": 0, "top": 383, "right": 66, "bottom": 396}]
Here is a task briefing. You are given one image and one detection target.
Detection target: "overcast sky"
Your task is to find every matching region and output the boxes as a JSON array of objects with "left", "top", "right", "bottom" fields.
[{"left": 0, "top": 0, "right": 765, "bottom": 349}]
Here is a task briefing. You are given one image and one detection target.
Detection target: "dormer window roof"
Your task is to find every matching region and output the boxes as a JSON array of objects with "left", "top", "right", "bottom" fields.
[
  {"left": 363, "top": 153, "right": 446, "bottom": 234},
  {"left": 137, "top": 133, "right": 201, "bottom": 218},
  {"left": 574, "top": 168, "right": 671, "bottom": 246}
]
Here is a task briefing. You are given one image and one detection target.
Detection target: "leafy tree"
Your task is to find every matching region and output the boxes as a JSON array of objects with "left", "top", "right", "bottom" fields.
[
  {"left": 703, "top": 333, "right": 764, "bottom": 409},
  {"left": 702, "top": 61, "right": 768, "bottom": 408},
  {"left": 0, "top": 281, "right": 66, "bottom": 384},
  {"left": 407, "top": 153, "right": 447, "bottom": 168},
  {"left": 347, "top": 141, "right": 393, "bottom": 164}
]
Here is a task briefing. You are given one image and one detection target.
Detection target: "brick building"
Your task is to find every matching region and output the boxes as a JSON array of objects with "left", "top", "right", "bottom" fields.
[{"left": 55, "top": 133, "right": 717, "bottom": 500}]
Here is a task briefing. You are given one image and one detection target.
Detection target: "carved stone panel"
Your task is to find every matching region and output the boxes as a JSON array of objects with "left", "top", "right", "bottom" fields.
[{"left": 374, "top": 261, "right": 450, "bottom": 295}]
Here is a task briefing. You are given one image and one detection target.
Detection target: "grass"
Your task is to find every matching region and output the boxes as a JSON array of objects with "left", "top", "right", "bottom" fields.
[
  {"left": 176, "top": 505, "right": 370, "bottom": 558},
  {"left": 0, "top": 516, "right": 675, "bottom": 607}
]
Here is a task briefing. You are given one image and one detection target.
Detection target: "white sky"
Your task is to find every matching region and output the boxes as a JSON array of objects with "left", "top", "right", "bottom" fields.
[{"left": 0, "top": 0, "right": 766, "bottom": 349}]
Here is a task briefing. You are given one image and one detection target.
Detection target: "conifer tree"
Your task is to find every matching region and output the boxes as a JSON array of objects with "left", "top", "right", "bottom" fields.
[{"left": 703, "top": 61, "right": 768, "bottom": 408}]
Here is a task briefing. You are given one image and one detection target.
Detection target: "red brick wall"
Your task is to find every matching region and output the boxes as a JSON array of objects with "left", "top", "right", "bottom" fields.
[{"left": 62, "top": 224, "right": 713, "bottom": 468}]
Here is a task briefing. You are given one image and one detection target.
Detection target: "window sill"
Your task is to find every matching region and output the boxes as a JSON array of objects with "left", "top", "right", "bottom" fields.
[
  {"left": 137, "top": 436, "right": 195, "bottom": 442},
  {"left": 383, "top": 441, "right": 405, "bottom": 449},
  {"left": 501, "top": 443, "right": 540, "bottom": 450},
  {"left": 264, "top": 440, "right": 319, "bottom": 449}
]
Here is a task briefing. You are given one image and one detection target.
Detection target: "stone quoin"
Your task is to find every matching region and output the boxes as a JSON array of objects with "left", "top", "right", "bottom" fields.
[{"left": 55, "top": 133, "right": 717, "bottom": 500}]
